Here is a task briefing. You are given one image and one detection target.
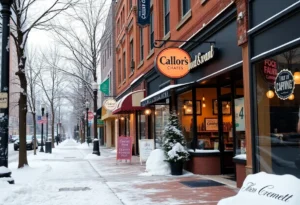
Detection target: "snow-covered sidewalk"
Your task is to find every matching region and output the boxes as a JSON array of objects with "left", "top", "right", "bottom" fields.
[
  {"left": 1, "top": 140, "right": 122, "bottom": 205},
  {"left": 1, "top": 140, "right": 238, "bottom": 205}
]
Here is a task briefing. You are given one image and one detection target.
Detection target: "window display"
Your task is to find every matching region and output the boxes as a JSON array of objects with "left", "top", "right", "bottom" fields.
[{"left": 254, "top": 47, "right": 300, "bottom": 177}]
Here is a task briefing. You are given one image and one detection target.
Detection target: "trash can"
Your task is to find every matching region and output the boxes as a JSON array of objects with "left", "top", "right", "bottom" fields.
[{"left": 45, "top": 141, "right": 52, "bottom": 154}]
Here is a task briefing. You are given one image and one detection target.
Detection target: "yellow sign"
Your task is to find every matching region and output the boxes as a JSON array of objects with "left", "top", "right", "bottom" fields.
[{"left": 156, "top": 48, "right": 191, "bottom": 79}]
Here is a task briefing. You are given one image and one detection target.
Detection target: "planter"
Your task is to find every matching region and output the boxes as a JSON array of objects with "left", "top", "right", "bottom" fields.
[{"left": 170, "top": 161, "right": 183, "bottom": 175}]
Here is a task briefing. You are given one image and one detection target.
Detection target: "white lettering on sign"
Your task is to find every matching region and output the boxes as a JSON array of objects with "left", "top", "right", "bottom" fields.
[
  {"left": 0, "top": 93, "right": 8, "bottom": 108},
  {"left": 189, "top": 45, "right": 215, "bottom": 70}
]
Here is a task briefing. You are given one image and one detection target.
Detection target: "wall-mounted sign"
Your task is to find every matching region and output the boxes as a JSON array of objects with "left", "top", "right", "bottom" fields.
[
  {"left": 0, "top": 92, "right": 8, "bottom": 108},
  {"left": 156, "top": 48, "right": 191, "bottom": 79},
  {"left": 235, "top": 97, "right": 245, "bottom": 131},
  {"left": 274, "top": 69, "right": 295, "bottom": 100},
  {"left": 189, "top": 45, "right": 215, "bottom": 70},
  {"left": 137, "top": 0, "right": 151, "bottom": 27},
  {"left": 262, "top": 59, "right": 277, "bottom": 84},
  {"left": 100, "top": 78, "right": 110, "bottom": 95},
  {"left": 103, "top": 98, "right": 117, "bottom": 111}
]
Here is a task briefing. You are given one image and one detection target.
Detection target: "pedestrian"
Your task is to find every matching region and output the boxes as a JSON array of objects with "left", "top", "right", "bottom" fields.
[{"left": 55, "top": 135, "right": 59, "bottom": 146}]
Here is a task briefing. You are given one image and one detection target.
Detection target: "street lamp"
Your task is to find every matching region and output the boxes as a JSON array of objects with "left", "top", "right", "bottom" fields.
[
  {"left": 92, "top": 81, "right": 100, "bottom": 156},
  {"left": 40, "top": 103, "right": 45, "bottom": 152},
  {"left": 0, "top": 0, "right": 13, "bottom": 178},
  {"left": 85, "top": 101, "right": 89, "bottom": 145},
  {"left": 46, "top": 112, "right": 49, "bottom": 142},
  {"left": 82, "top": 110, "right": 86, "bottom": 143}
]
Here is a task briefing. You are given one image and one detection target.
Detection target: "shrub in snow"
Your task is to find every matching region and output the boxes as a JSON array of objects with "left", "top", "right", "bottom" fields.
[
  {"left": 162, "top": 112, "right": 189, "bottom": 163},
  {"left": 145, "top": 149, "right": 171, "bottom": 175}
]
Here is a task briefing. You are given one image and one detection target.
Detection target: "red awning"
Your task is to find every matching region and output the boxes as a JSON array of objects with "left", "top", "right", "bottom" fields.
[{"left": 112, "top": 90, "right": 145, "bottom": 114}]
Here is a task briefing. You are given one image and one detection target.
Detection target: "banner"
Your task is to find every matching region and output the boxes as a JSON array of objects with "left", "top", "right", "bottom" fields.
[
  {"left": 100, "top": 78, "right": 110, "bottom": 95},
  {"left": 137, "top": 0, "right": 151, "bottom": 27}
]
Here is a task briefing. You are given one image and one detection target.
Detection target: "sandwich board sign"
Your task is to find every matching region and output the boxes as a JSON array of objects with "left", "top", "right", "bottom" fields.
[
  {"left": 139, "top": 139, "right": 154, "bottom": 165},
  {"left": 116, "top": 136, "right": 132, "bottom": 164}
]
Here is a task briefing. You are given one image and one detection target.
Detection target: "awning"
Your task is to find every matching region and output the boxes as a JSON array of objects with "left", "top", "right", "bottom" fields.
[
  {"left": 140, "top": 82, "right": 194, "bottom": 107},
  {"left": 101, "top": 106, "right": 117, "bottom": 120},
  {"left": 112, "top": 90, "right": 145, "bottom": 114}
]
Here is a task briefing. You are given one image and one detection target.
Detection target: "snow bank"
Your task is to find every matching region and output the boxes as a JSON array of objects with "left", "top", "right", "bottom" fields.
[
  {"left": 188, "top": 149, "right": 220, "bottom": 153},
  {"left": 143, "top": 149, "right": 171, "bottom": 176},
  {"left": 218, "top": 172, "right": 300, "bottom": 205},
  {"left": 0, "top": 166, "right": 11, "bottom": 174}
]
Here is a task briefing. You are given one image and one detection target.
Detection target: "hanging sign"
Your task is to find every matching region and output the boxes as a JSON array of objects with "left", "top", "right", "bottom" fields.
[
  {"left": 189, "top": 45, "right": 215, "bottom": 70},
  {"left": 139, "top": 139, "right": 154, "bottom": 164},
  {"left": 261, "top": 59, "right": 278, "bottom": 84},
  {"left": 117, "top": 136, "right": 132, "bottom": 162},
  {"left": 100, "top": 78, "right": 110, "bottom": 95},
  {"left": 156, "top": 48, "right": 191, "bottom": 79},
  {"left": 103, "top": 98, "right": 117, "bottom": 111},
  {"left": 234, "top": 97, "right": 245, "bottom": 131},
  {"left": 137, "top": 0, "right": 151, "bottom": 27},
  {"left": 0, "top": 92, "right": 8, "bottom": 108},
  {"left": 274, "top": 69, "right": 295, "bottom": 100}
]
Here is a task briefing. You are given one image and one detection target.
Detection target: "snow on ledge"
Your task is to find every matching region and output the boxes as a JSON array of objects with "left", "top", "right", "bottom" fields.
[
  {"left": 188, "top": 149, "right": 220, "bottom": 153},
  {"left": 0, "top": 166, "right": 11, "bottom": 174},
  {"left": 233, "top": 154, "right": 246, "bottom": 160}
]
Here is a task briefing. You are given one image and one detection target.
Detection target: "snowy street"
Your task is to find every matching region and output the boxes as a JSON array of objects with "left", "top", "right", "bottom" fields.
[{"left": 1, "top": 139, "right": 238, "bottom": 205}]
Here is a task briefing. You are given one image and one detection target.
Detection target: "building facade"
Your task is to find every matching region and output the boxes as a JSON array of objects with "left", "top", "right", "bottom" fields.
[
  {"left": 111, "top": 0, "right": 300, "bottom": 187},
  {"left": 100, "top": 0, "right": 117, "bottom": 148}
]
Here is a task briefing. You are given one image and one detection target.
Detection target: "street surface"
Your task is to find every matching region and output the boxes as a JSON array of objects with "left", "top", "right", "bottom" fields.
[{"left": 1, "top": 140, "right": 238, "bottom": 205}]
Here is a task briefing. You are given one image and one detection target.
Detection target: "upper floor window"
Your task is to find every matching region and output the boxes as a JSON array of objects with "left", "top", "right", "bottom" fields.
[
  {"left": 149, "top": 11, "right": 154, "bottom": 51},
  {"left": 118, "top": 58, "right": 121, "bottom": 84},
  {"left": 129, "top": 0, "right": 132, "bottom": 10},
  {"left": 182, "top": 0, "right": 191, "bottom": 17},
  {"left": 130, "top": 39, "right": 134, "bottom": 72},
  {"left": 123, "top": 52, "right": 126, "bottom": 80},
  {"left": 140, "top": 27, "right": 144, "bottom": 61},
  {"left": 164, "top": 0, "right": 170, "bottom": 35}
]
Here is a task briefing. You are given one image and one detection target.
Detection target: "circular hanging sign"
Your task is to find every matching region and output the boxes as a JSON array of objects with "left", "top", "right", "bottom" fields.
[
  {"left": 274, "top": 69, "right": 295, "bottom": 100},
  {"left": 103, "top": 98, "right": 117, "bottom": 111},
  {"left": 156, "top": 47, "right": 191, "bottom": 79}
]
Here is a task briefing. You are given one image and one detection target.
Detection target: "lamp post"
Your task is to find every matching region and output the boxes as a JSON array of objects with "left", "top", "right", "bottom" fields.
[
  {"left": 40, "top": 103, "right": 45, "bottom": 152},
  {"left": 46, "top": 112, "right": 49, "bottom": 142},
  {"left": 85, "top": 101, "right": 89, "bottom": 144},
  {"left": 82, "top": 111, "right": 85, "bottom": 143},
  {"left": 92, "top": 82, "right": 100, "bottom": 156},
  {"left": 0, "top": 0, "right": 12, "bottom": 170}
]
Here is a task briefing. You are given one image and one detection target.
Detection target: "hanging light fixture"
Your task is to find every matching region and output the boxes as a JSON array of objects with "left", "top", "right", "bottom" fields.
[
  {"left": 266, "top": 89, "right": 275, "bottom": 99},
  {"left": 226, "top": 102, "right": 230, "bottom": 109},
  {"left": 183, "top": 105, "right": 187, "bottom": 109},
  {"left": 202, "top": 102, "right": 206, "bottom": 108},
  {"left": 288, "top": 93, "right": 295, "bottom": 100},
  {"left": 202, "top": 94, "right": 205, "bottom": 101},
  {"left": 120, "top": 117, "right": 125, "bottom": 120},
  {"left": 202, "top": 94, "right": 206, "bottom": 108},
  {"left": 294, "top": 72, "right": 300, "bottom": 84},
  {"left": 145, "top": 109, "right": 151, "bottom": 115}
]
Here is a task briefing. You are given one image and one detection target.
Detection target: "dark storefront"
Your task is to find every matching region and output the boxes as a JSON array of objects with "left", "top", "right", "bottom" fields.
[{"left": 249, "top": 0, "right": 300, "bottom": 178}]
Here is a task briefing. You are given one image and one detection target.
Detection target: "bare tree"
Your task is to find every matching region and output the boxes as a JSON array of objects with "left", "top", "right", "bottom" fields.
[
  {"left": 26, "top": 48, "right": 43, "bottom": 155},
  {"left": 38, "top": 47, "right": 65, "bottom": 148},
  {"left": 8, "top": 0, "right": 78, "bottom": 168}
]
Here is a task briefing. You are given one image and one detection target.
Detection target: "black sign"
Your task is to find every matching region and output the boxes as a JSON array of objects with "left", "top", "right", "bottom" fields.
[
  {"left": 274, "top": 69, "right": 295, "bottom": 100},
  {"left": 137, "top": 0, "right": 150, "bottom": 27},
  {"left": 141, "top": 91, "right": 170, "bottom": 107}
]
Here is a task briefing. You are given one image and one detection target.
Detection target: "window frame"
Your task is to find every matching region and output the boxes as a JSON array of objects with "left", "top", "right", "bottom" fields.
[
  {"left": 123, "top": 52, "right": 126, "bottom": 81},
  {"left": 163, "top": 0, "right": 170, "bottom": 35},
  {"left": 149, "top": 11, "right": 154, "bottom": 51},
  {"left": 130, "top": 39, "right": 134, "bottom": 72},
  {"left": 181, "top": 0, "right": 191, "bottom": 17},
  {"left": 140, "top": 27, "right": 144, "bottom": 61}
]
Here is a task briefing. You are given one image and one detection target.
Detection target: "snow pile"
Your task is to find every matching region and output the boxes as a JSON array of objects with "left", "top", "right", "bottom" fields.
[
  {"left": 218, "top": 172, "right": 300, "bottom": 205},
  {"left": 0, "top": 166, "right": 11, "bottom": 174},
  {"left": 111, "top": 149, "right": 117, "bottom": 154},
  {"left": 188, "top": 149, "right": 220, "bottom": 153},
  {"left": 167, "top": 143, "right": 189, "bottom": 162},
  {"left": 143, "top": 149, "right": 171, "bottom": 176},
  {"left": 233, "top": 154, "right": 246, "bottom": 160}
]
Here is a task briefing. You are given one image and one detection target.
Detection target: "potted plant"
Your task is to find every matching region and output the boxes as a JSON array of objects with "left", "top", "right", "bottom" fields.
[{"left": 163, "top": 112, "right": 189, "bottom": 175}]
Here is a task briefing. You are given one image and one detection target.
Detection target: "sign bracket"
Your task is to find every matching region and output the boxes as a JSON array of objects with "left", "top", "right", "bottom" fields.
[{"left": 154, "top": 39, "right": 216, "bottom": 48}]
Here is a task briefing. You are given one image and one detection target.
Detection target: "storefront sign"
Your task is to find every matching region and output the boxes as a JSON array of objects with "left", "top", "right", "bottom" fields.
[
  {"left": 262, "top": 59, "right": 278, "bottom": 84},
  {"left": 117, "top": 137, "right": 132, "bottom": 161},
  {"left": 235, "top": 97, "right": 245, "bottom": 131},
  {"left": 139, "top": 139, "right": 154, "bottom": 164},
  {"left": 137, "top": 0, "right": 150, "bottom": 27},
  {"left": 141, "top": 91, "right": 170, "bottom": 107},
  {"left": 218, "top": 172, "right": 300, "bottom": 205},
  {"left": 156, "top": 48, "right": 191, "bottom": 79},
  {"left": 274, "top": 69, "right": 295, "bottom": 100},
  {"left": 189, "top": 45, "right": 215, "bottom": 70},
  {"left": 103, "top": 98, "right": 117, "bottom": 111}
]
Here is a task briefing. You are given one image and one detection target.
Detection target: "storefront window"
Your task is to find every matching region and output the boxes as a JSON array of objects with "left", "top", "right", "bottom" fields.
[
  {"left": 138, "top": 113, "right": 146, "bottom": 139},
  {"left": 154, "top": 105, "right": 169, "bottom": 148},
  {"left": 255, "top": 47, "right": 300, "bottom": 177}
]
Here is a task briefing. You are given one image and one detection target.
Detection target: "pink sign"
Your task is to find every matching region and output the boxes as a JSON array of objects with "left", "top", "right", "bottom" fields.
[
  {"left": 117, "top": 136, "right": 132, "bottom": 161},
  {"left": 263, "top": 59, "right": 277, "bottom": 84}
]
